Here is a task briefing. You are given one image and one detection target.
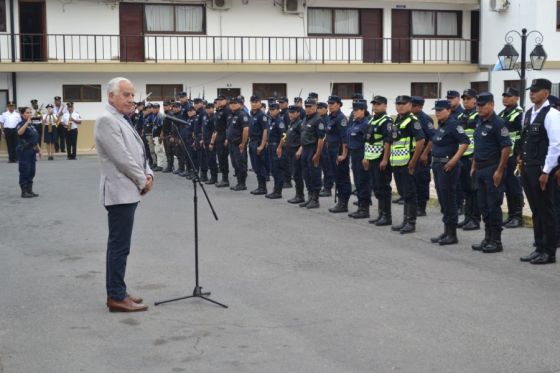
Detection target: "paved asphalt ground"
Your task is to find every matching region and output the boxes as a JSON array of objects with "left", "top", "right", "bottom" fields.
[{"left": 2, "top": 156, "right": 560, "bottom": 373}]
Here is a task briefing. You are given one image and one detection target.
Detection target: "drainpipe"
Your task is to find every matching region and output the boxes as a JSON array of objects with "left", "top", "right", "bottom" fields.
[{"left": 9, "top": 0, "right": 17, "bottom": 102}]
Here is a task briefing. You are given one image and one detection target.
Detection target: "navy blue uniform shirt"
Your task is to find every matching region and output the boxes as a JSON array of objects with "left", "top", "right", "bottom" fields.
[
  {"left": 16, "top": 120, "right": 39, "bottom": 146},
  {"left": 347, "top": 116, "right": 370, "bottom": 150},
  {"left": 227, "top": 109, "right": 250, "bottom": 144},
  {"left": 203, "top": 114, "right": 215, "bottom": 143},
  {"left": 268, "top": 114, "right": 286, "bottom": 144},
  {"left": 417, "top": 110, "right": 435, "bottom": 141},
  {"left": 431, "top": 117, "right": 470, "bottom": 158},
  {"left": 250, "top": 110, "right": 269, "bottom": 143},
  {"left": 326, "top": 110, "right": 348, "bottom": 145},
  {"left": 300, "top": 113, "right": 325, "bottom": 146},
  {"left": 473, "top": 113, "right": 512, "bottom": 162}
]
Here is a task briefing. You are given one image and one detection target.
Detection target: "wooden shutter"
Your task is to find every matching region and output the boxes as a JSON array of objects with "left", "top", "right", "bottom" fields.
[
  {"left": 361, "top": 9, "right": 383, "bottom": 63},
  {"left": 119, "top": 2, "right": 144, "bottom": 62},
  {"left": 391, "top": 9, "right": 410, "bottom": 63}
]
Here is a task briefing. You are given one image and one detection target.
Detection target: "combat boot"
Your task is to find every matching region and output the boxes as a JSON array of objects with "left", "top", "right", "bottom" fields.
[
  {"left": 482, "top": 227, "right": 503, "bottom": 253},
  {"left": 288, "top": 194, "right": 305, "bottom": 204},
  {"left": 352, "top": 200, "right": 370, "bottom": 219},
  {"left": 431, "top": 225, "right": 448, "bottom": 244},
  {"left": 251, "top": 181, "right": 267, "bottom": 195},
  {"left": 375, "top": 197, "right": 392, "bottom": 226},
  {"left": 368, "top": 202, "right": 382, "bottom": 224},
  {"left": 265, "top": 187, "right": 282, "bottom": 199},
  {"left": 417, "top": 200, "right": 427, "bottom": 217},
  {"left": 472, "top": 226, "right": 491, "bottom": 251},
  {"left": 504, "top": 194, "right": 524, "bottom": 228},
  {"left": 399, "top": 202, "right": 416, "bottom": 234},
  {"left": 21, "top": 185, "right": 33, "bottom": 198},
  {"left": 200, "top": 171, "right": 209, "bottom": 182},
  {"left": 232, "top": 177, "right": 247, "bottom": 191},
  {"left": 206, "top": 172, "right": 218, "bottom": 185},
  {"left": 306, "top": 191, "right": 320, "bottom": 209},
  {"left": 319, "top": 188, "right": 332, "bottom": 197},
  {"left": 162, "top": 165, "right": 173, "bottom": 173},
  {"left": 439, "top": 225, "right": 458, "bottom": 245},
  {"left": 329, "top": 198, "right": 348, "bottom": 213},
  {"left": 28, "top": 183, "right": 39, "bottom": 197},
  {"left": 215, "top": 175, "right": 230, "bottom": 188},
  {"left": 299, "top": 193, "right": 311, "bottom": 207}
]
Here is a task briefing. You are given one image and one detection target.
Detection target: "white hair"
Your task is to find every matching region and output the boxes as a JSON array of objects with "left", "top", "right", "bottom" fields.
[{"left": 106, "top": 77, "right": 132, "bottom": 96}]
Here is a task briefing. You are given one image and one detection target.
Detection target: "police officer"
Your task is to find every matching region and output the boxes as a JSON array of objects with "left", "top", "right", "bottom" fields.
[
  {"left": 294, "top": 96, "right": 306, "bottom": 120},
  {"left": 411, "top": 96, "right": 435, "bottom": 217},
  {"left": 429, "top": 100, "right": 470, "bottom": 245},
  {"left": 347, "top": 99, "right": 371, "bottom": 219},
  {"left": 170, "top": 102, "right": 186, "bottom": 175},
  {"left": 365, "top": 96, "right": 393, "bottom": 225},
  {"left": 183, "top": 106, "right": 198, "bottom": 179},
  {"left": 457, "top": 89, "right": 481, "bottom": 231},
  {"left": 142, "top": 103, "right": 155, "bottom": 168},
  {"left": 521, "top": 79, "right": 560, "bottom": 264},
  {"left": 162, "top": 102, "right": 176, "bottom": 173},
  {"left": 326, "top": 96, "right": 351, "bottom": 213},
  {"left": 498, "top": 87, "right": 524, "bottom": 228},
  {"left": 297, "top": 98, "right": 325, "bottom": 209},
  {"left": 203, "top": 103, "right": 219, "bottom": 184},
  {"left": 282, "top": 105, "right": 305, "bottom": 204},
  {"left": 178, "top": 91, "right": 190, "bottom": 117},
  {"left": 278, "top": 96, "right": 293, "bottom": 187},
  {"left": 227, "top": 96, "right": 250, "bottom": 191},
  {"left": 16, "top": 106, "right": 41, "bottom": 198},
  {"left": 470, "top": 93, "right": 512, "bottom": 254},
  {"left": 30, "top": 99, "right": 43, "bottom": 147},
  {"left": 317, "top": 102, "right": 334, "bottom": 197},
  {"left": 192, "top": 98, "right": 207, "bottom": 181},
  {"left": 447, "top": 90, "right": 464, "bottom": 120},
  {"left": 390, "top": 95, "right": 426, "bottom": 234},
  {"left": 266, "top": 102, "right": 287, "bottom": 199},
  {"left": 248, "top": 96, "right": 269, "bottom": 195},
  {"left": 212, "top": 95, "right": 231, "bottom": 187}
]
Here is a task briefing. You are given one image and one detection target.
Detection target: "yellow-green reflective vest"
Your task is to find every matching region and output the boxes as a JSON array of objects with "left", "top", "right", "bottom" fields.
[
  {"left": 499, "top": 107, "right": 522, "bottom": 156},
  {"left": 364, "top": 114, "right": 389, "bottom": 160},
  {"left": 459, "top": 111, "right": 478, "bottom": 157},
  {"left": 390, "top": 115, "right": 416, "bottom": 167}
]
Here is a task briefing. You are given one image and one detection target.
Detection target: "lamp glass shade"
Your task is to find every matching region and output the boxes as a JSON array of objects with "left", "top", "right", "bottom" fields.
[
  {"left": 530, "top": 44, "right": 547, "bottom": 70},
  {"left": 498, "top": 43, "right": 519, "bottom": 70}
]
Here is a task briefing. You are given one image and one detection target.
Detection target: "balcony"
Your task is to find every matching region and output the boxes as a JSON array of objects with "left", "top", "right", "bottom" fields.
[{"left": 0, "top": 34, "right": 479, "bottom": 73}]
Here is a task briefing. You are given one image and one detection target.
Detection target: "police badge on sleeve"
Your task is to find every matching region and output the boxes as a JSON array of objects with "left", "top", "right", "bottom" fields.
[
  {"left": 341, "top": 119, "right": 348, "bottom": 127},
  {"left": 500, "top": 127, "right": 509, "bottom": 137},
  {"left": 318, "top": 123, "right": 325, "bottom": 131},
  {"left": 413, "top": 121, "right": 421, "bottom": 130},
  {"left": 457, "top": 125, "right": 465, "bottom": 134}
]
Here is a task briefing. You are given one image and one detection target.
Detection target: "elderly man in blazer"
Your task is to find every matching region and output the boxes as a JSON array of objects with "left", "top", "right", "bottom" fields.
[{"left": 95, "top": 77, "right": 154, "bottom": 312}]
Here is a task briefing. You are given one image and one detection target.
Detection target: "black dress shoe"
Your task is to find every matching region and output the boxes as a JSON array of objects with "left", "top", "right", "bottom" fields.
[
  {"left": 530, "top": 253, "right": 556, "bottom": 265},
  {"left": 520, "top": 250, "right": 541, "bottom": 262}
]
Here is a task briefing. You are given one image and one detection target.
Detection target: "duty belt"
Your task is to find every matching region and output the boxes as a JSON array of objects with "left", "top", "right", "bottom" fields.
[
  {"left": 432, "top": 156, "right": 450, "bottom": 163},
  {"left": 476, "top": 158, "right": 499, "bottom": 169}
]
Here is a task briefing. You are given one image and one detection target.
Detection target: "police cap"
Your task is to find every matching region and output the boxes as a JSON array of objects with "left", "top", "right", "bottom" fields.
[
  {"left": 446, "top": 90, "right": 460, "bottom": 99},
  {"left": 66, "top": 102, "right": 74, "bottom": 107},
  {"left": 216, "top": 94, "right": 226, "bottom": 100},
  {"left": 7, "top": 100, "right": 15, "bottom": 106},
  {"left": 250, "top": 95, "right": 261, "bottom": 102},
  {"left": 528, "top": 78, "right": 552, "bottom": 92},
  {"left": 206, "top": 103, "right": 214, "bottom": 109},
  {"left": 476, "top": 92, "right": 494, "bottom": 106},
  {"left": 461, "top": 89, "right": 478, "bottom": 99},
  {"left": 30, "top": 99, "right": 38, "bottom": 104},
  {"left": 54, "top": 96, "right": 61, "bottom": 101},
  {"left": 352, "top": 100, "right": 367, "bottom": 110},
  {"left": 433, "top": 99, "right": 451, "bottom": 110},
  {"left": 352, "top": 93, "right": 364, "bottom": 100},
  {"left": 193, "top": 98, "right": 203, "bottom": 104},
  {"left": 178, "top": 91, "right": 187, "bottom": 97},
  {"left": 288, "top": 105, "right": 299, "bottom": 112},
  {"left": 411, "top": 96, "right": 425, "bottom": 106},
  {"left": 269, "top": 102, "right": 280, "bottom": 110},
  {"left": 317, "top": 102, "right": 328, "bottom": 109},
  {"left": 502, "top": 87, "right": 520, "bottom": 97},
  {"left": 308, "top": 92, "right": 319, "bottom": 99},
  {"left": 395, "top": 95, "right": 412, "bottom": 104},
  {"left": 145, "top": 103, "right": 153, "bottom": 109},
  {"left": 371, "top": 95, "right": 387, "bottom": 105},
  {"left": 230, "top": 96, "right": 243, "bottom": 104},
  {"left": 304, "top": 98, "right": 317, "bottom": 107},
  {"left": 327, "top": 95, "right": 342, "bottom": 105},
  {"left": 46, "top": 104, "right": 53, "bottom": 109},
  {"left": 278, "top": 96, "right": 289, "bottom": 103}
]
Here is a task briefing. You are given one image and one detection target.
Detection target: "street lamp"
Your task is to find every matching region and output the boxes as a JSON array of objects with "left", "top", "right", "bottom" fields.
[{"left": 497, "top": 28, "right": 547, "bottom": 108}]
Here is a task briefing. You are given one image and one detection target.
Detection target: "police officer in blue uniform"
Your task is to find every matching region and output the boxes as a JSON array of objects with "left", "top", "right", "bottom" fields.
[
  {"left": 470, "top": 93, "right": 512, "bottom": 254},
  {"left": 194, "top": 98, "right": 208, "bottom": 181},
  {"left": 294, "top": 96, "right": 306, "bottom": 120},
  {"left": 203, "top": 102, "right": 219, "bottom": 184},
  {"left": 283, "top": 105, "right": 305, "bottom": 204},
  {"left": 213, "top": 95, "right": 231, "bottom": 187},
  {"left": 278, "top": 96, "right": 293, "bottom": 188},
  {"left": 457, "top": 89, "right": 481, "bottom": 231},
  {"left": 389, "top": 95, "right": 426, "bottom": 234},
  {"left": 267, "top": 102, "right": 287, "bottom": 199},
  {"left": 16, "top": 106, "right": 41, "bottom": 198},
  {"left": 347, "top": 99, "right": 371, "bottom": 219},
  {"left": 326, "top": 96, "right": 351, "bottom": 213},
  {"left": 429, "top": 100, "right": 470, "bottom": 245},
  {"left": 365, "top": 96, "right": 393, "bottom": 225},
  {"left": 169, "top": 102, "right": 186, "bottom": 175},
  {"left": 182, "top": 106, "right": 198, "bottom": 179},
  {"left": 411, "top": 96, "right": 435, "bottom": 217},
  {"left": 297, "top": 98, "right": 325, "bottom": 209},
  {"left": 498, "top": 87, "right": 524, "bottom": 228},
  {"left": 317, "top": 101, "right": 334, "bottom": 197},
  {"left": 248, "top": 95, "right": 269, "bottom": 195},
  {"left": 227, "top": 96, "right": 250, "bottom": 191},
  {"left": 447, "top": 90, "right": 464, "bottom": 121},
  {"left": 162, "top": 101, "right": 175, "bottom": 173}
]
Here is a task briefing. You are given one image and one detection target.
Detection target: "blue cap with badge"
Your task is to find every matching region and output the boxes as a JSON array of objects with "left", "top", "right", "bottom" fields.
[
  {"left": 304, "top": 98, "right": 317, "bottom": 107},
  {"left": 353, "top": 100, "right": 367, "bottom": 110},
  {"left": 476, "top": 92, "right": 494, "bottom": 105},
  {"left": 433, "top": 99, "right": 451, "bottom": 110},
  {"left": 288, "top": 105, "right": 299, "bottom": 112},
  {"left": 269, "top": 102, "right": 280, "bottom": 110},
  {"left": 411, "top": 96, "right": 425, "bottom": 106},
  {"left": 318, "top": 102, "right": 328, "bottom": 109},
  {"left": 446, "top": 90, "right": 460, "bottom": 99},
  {"left": 327, "top": 95, "right": 342, "bottom": 105},
  {"left": 395, "top": 95, "right": 412, "bottom": 104},
  {"left": 371, "top": 95, "right": 387, "bottom": 104}
]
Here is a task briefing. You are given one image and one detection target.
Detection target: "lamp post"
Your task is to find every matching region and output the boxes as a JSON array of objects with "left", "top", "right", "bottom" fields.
[{"left": 497, "top": 28, "right": 547, "bottom": 108}]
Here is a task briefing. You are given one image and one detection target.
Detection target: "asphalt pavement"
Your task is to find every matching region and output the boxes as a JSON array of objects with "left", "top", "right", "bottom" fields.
[{"left": 1, "top": 156, "right": 560, "bottom": 373}]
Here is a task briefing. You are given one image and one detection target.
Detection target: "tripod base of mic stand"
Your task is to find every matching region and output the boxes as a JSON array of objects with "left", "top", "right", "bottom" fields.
[{"left": 154, "top": 286, "right": 228, "bottom": 308}]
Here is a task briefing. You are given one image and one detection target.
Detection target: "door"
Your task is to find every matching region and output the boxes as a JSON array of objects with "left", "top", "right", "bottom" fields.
[
  {"left": 470, "top": 10, "right": 480, "bottom": 64},
  {"left": 19, "top": 1, "right": 46, "bottom": 62},
  {"left": 391, "top": 9, "right": 410, "bottom": 63},
  {"left": 119, "top": 2, "right": 144, "bottom": 62},
  {"left": 361, "top": 9, "right": 383, "bottom": 63}
]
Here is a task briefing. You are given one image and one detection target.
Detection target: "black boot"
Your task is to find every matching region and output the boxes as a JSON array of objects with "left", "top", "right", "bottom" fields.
[
  {"left": 21, "top": 185, "right": 33, "bottom": 198},
  {"left": 28, "top": 183, "right": 39, "bottom": 197},
  {"left": 462, "top": 219, "right": 480, "bottom": 231},
  {"left": 288, "top": 194, "right": 305, "bottom": 204},
  {"left": 375, "top": 197, "right": 392, "bottom": 226},
  {"left": 266, "top": 187, "right": 282, "bottom": 199},
  {"left": 251, "top": 181, "right": 268, "bottom": 195},
  {"left": 232, "top": 177, "right": 247, "bottom": 191},
  {"left": 206, "top": 172, "right": 218, "bottom": 185},
  {"left": 458, "top": 195, "right": 471, "bottom": 227},
  {"left": 299, "top": 193, "right": 311, "bottom": 207},
  {"left": 472, "top": 226, "right": 491, "bottom": 251},
  {"left": 215, "top": 175, "right": 230, "bottom": 188},
  {"left": 283, "top": 180, "right": 293, "bottom": 189},
  {"left": 368, "top": 201, "right": 382, "bottom": 224},
  {"left": 162, "top": 165, "right": 173, "bottom": 173},
  {"left": 319, "top": 188, "right": 332, "bottom": 197},
  {"left": 400, "top": 202, "right": 416, "bottom": 234},
  {"left": 200, "top": 171, "right": 209, "bottom": 182},
  {"left": 352, "top": 200, "right": 370, "bottom": 219},
  {"left": 482, "top": 227, "right": 503, "bottom": 253},
  {"left": 439, "top": 225, "right": 458, "bottom": 245},
  {"left": 306, "top": 191, "right": 320, "bottom": 209},
  {"left": 431, "top": 225, "right": 448, "bottom": 244},
  {"left": 417, "top": 200, "right": 427, "bottom": 217},
  {"left": 504, "top": 194, "right": 524, "bottom": 228},
  {"left": 502, "top": 194, "right": 514, "bottom": 226},
  {"left": 329, "top": 198, "right": 348, "bottom": 213}
]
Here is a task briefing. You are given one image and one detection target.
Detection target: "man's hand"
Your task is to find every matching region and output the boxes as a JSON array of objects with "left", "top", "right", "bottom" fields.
[
  {"left": 443, "top": 159, "right": 457, "bottom": 173},
  {"left": 142, "top": 175, "right": 154, "bottom": 195},
  {"left": 209, "top": 143, "right": 214, "bottom": 151},
  {"left": 336, "top": 155, "right": 346, "bottom": 165},
  {"left": 362, "top": 158, "right": 369, "bottom": 171},
  {"left": 470, "top": 167, "right": 476, "bottom": 177},
  {"left": 539, "top": 173, "right": 549, "bottom": 191},
  {"left": 239, "top": 143, "right": 246, "bottom": 154},
  {"left": 276, "top": 147, "right": 282, "bottom": 158},
  {"left": 493, "top": 169, "right": 504, "bottom": 188},
  {"left": 312, "top": 153, "right": 320, "bottom": 167},
  {"left": 158, "top": 137, "right": 163, "bottom": 144},
  {"left": 224, "top": 139, "right": 229, "bottom": 147},
  {"left": 408, "top": 161, "right": 416, "bottom": 175},
  {"left": 257, "top": 145, "right": 264, "bottom": 155},
  {"left": 420, "top": 153, "right": 428, "bottom": 166},
  {"left": 380, "top": 159, "right": 388, "bottom": 171},
  {"left": 295, "top": 148, "right": 302, "bottom": 160}
]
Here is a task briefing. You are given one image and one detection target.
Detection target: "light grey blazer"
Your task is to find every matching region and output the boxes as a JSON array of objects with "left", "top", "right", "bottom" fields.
[{"left": 94, "top": 104, "right": 153, "bottom": 206}]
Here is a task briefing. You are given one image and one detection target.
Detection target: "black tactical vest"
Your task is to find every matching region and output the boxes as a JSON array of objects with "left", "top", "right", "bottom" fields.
[{"left": 521, "top": 105, "right": 552, "bottom": 166}]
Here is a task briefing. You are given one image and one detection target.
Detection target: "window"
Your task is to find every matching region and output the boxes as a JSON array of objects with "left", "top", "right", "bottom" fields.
[
  {"left": 145, "top": 4, "right": 205, "bottom": 34},
  {"left": 504, "top": 80, "right": 522, "bottom": 93},
  {"left": 0, "top": 1, "right": 5, "bottom": 32},
  {"left": 308, "top": 8, "right": 359, "bottom": 35},
  {"left": 217, "top": 88, "right": 241, "bottom": 98},
  {"left": 63, "top": 85, "right": 102, "bottom": 102},
  {"left": 470, "top": 81, "right": 488, "bottom": 93},
  {"left": 252, "top": 84, "right": 287, "bottom": 100},
  {"left": 146, "top": 84, "right": 183, "bottom": 101},
  {"left": 333, "top": 83, "right": 363, "bottom": 100},
  {"left": 411, "top": 82, "right": 440, "bottom": 99},
  {"left": 411, "top": 10, "right": 461, "bottom": 37}
]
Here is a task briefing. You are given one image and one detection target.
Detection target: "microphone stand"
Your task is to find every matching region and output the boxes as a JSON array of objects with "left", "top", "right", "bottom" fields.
[{"left": 155, "top": 114, "right": 228, "bottom": 309}]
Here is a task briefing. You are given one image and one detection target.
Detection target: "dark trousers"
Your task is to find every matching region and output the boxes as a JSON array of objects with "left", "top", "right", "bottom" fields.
[
  {"left": 350, "top": 149, "right": 370, "bottom": 203},
  {"left": 17, "top": 147, "right": 36, "bottom": 186},
  {"left": 268, "top": 143, "right": 286, "bottom": 190},
  {"left": 321, "top": 144, "right": 334, "bottom": 190},
  {"left": 229, "top": 143, "right": 247, "bottom": 180},
  {"left": 460, "top": 157, "right": 480, "bottom": 222},
  {"left": 522, "top": 165, "right": 556, "bottom": 255},
  {"left": 286, "top": 147, "right": 304, "bottom": 195},
  {"left": 249, "top": 141, "right": 267, "bottom": 184},
  {"left": 415, "top": 160, "right": 431, "bottom": 206},
  {"left": 66, "top": 128, "right": 78, "bottom": 159},
  {"left": 504, "top": 156, "right": 523, "bottom": 195},
  {"left": 264, "top": 144, "right": 272, "bottom": 177},
  {"left": 216, "top": 137, "right": 229, "bottom": 177},
  {"left": 205, "top": 142, "right": 218, "bottom": 176},
  {"left": 199, "top": 144, "right": 208, "bottom": 173},
  {"left": 163, "top": 136, "right": 174, "bottom": 167},
  {"left": 4, "top": 128, "right": 18, "bottom": 162},
  {"left": 330, "top": 147, "right": 351, "bottom": 201},
  {"left": 433, "top": 161, "right": 461, "bottom": 225},
  {"left": 476, "top": 163, "right": 505, "bottom": 229},
  {"left": 174, "top": 136, "right": 185, "bottom": 171},
  {"left": 302, "top": 145, "right": 322, "bottom": 193},
  {"left": 57, "top": 125, "right": 67, "bottom": 152},
  {"left": 393, "top": 166, "right": 404, "bottom": 197},
  {"left": 105, "top": 202, "right": 138, "bottom": 301},
  {"left": 370, "top": 159, "right": 392, "bottom": 201},
  {"left": 395, "top": 165, "right": 417, "bottom": 212},
  {"left": 142, "top": 136, "right": 153, "bottom": 166}
]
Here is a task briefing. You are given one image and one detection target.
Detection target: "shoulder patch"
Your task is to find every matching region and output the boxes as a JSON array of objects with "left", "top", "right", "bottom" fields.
[
  {"left": 413, "top": 121, "right": 421, "bottom": 130},
  {"left": 457, "top": 125, "right": 465, "bottom": 134},
  {"left": 341, "top": 119, "right": 348, "bottom": 127},
  {"left": 279, "top": 122, "right": 285, "bottom": 129},
  {"left": 428, "top": 122, "right": 434, "bottom": 129},
  {"left": 318, "top": 122, "right": 325, "bottom": 131},
  {"left": 501, "top": 127, "right": 509, "bottom": 137}
]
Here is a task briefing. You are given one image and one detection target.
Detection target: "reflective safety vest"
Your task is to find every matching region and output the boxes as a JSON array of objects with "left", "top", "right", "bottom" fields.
[
  {"left": 390, "top": 114, "right": 416, "bottom": 167},
  {"left": 459, "top": 111, "right": 478, "bottom": 157},
  {"left": 364, "top": 114, "right": 389, "bottom": 160},
  {"left": 499, "top": 107, "right": 522, "bottom": 157}
]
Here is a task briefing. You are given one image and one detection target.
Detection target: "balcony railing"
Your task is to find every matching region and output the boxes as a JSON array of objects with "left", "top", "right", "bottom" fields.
[{"left": 0, "top": 34, "right": 479, "bottom": 64}]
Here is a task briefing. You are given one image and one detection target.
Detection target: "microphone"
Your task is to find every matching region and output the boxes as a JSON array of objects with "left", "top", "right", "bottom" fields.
[{"left": 161, "top": 113, "right": 189, "bottom": 126}]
